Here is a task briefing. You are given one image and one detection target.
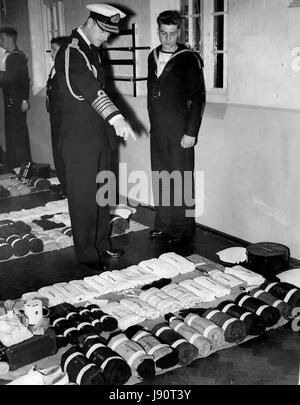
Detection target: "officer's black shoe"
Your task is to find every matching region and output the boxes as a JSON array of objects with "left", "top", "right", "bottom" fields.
[
  {"left": 150, "top": 230, "right": 164, "bottom": 239},
  {"left": 102, "top": 248, "right": 125, "bottom": 258},
  {"left": 80, "top": 260, "right": 109, "bottom": 271}
]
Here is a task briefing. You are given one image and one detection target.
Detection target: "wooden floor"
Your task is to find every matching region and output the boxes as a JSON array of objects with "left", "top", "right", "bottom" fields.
[{"left": 0, "top": 187, "right": 299, "bottom": 385}]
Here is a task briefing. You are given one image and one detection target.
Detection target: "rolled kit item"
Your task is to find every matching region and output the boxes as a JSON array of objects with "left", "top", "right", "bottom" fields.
[
  {"left": 34, "top": 232, "right": 59, "bottom": 252},
  {"left": 183, "top": 313, "right": 225, "bottom": 348},
  {"left": 248, "top": 288, "right": 291, "bottom": 320},
  {"left": 50, "top": 315, "right": 81, "bottom": 345},
  {"left": 101, "top": 302, "right": 145, "bottom": 330},
  {"left": 125, "top": 325, "right": 179, "bottom": 370},
  {"left": 120, "top": 298, "right": 161, "bottom": 320},
  {"left": 28, "top": 177, "right": 51, "bottom": 191},
  {"left": 9, "top": 180, "right": 31, "bottom": 195},
  {"left": 193, "top": 276, "right": 231, "bottom": 298},
  {"left": 0, "top": 237, "right": 14, "bottom": 261},
  {"left": 108, "top": 333, "right": 156, "bottom": 379},
  {"left": 65, "top": 311, "right": 99, "bottom": 337},
  {"left": 138, "top": 258, "right": 180, "bottom": 278},
  {"left": 48, "top": 230, "right": 73, "bottom": 249},
  {"left": 85, "top": 304, "right": 118, "bottom": 332},
  {"left": 83, "top": 276, "right": 114, "bottom": 296},
  {"left": 161, "top": 283, "right": 204, "bottom": 308},
  {"left": 139, "top": 288, "right": 183, "bottom": 315},
  {"left": 69, "top": 280, "right": 100, "bottom": 300},
  {"left": 260, "top": 281, "right": 300, "bottom": 310},
  {"left": 217, "top": 301, "right": 266, "bottom": 336},
  {"left": 159, "top": 252, "right": 195, "bottom": 274},
  {"left": 151, "top": 322, "right": 199, "bottom": 366},
  {"left": 199, "top": 308, "right": 247, "bottom": 343},
  {"left": 0, "top": 226, "right": 30, "bottom": 257},
  {"left": 166, "top": 314, "right": 211, "bottom": 357},
  {"left": 12, "top": 225, "right": 44, "bottom": 254},
  {"left": 62, "top": 227, "right": 72, "bottom": 238},
  {"left": 98, "top": 271, "right": 133, "bottom": 291},
  {"left": 235, "top": 293, "right": 281, "bottom": 327},
  {"left": 208, "top": 270, "right": 245, "bottom": 288},
  {"left": 61, "top": 346, "right": 105, "bottom": 385},
  {"left": 117, "top": 268, "right": 148, "bottom": 288},
  {"left": 122, "top": 265, "right": 160, "bottom": 284},
  {"left": 224, "top": 265, "right": 265, "bottom": 286},
  {"left": 179, "top": 280, "right": 216, "bottom": 302},
  {"left": 80, "top": 334, "right": 132, "bottom": 385}
]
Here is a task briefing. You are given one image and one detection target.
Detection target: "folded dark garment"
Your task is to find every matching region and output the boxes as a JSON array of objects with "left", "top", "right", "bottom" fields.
[
  {"left": 11, "top": 224, "right": 44, "bottom": 254},
  {"left": 0, "top": 237, "right": 14, "bottom": 261},
  {"left": 235, "top": 293, "right": 281, "bottom": 327},
  {"left": 260, "top": 281, "right": 300, "bottom": 310},
  {"left": 51, "top": 315, "right": 81, "bottom": 345},
  {"left": 217, "top": 301, "right": 266, "bottom": 335},
  {"left": 28, "top": 177, "right": 51, "bottom": 191},
  {"left": 248, "top": 288, "right": 291, "bottom": 320},
  {"left": 33, "top": 219, "right": 66, "bottom": 230},
  {"left": 125, "top": 325, "right": 179, "bottom": 370},
  {"left": 81, "top": 335, "right": 132, "bottom": 385},
  {"left": 61, "top": 346, "right": 105, "bottom": 385},
  {"left": 141, "top": 278, "right": 172, "bottom": 291},
  {"left": 85, "top": 305, "right": 118, "bottom": 332},
  {"left": 152, "top": 322, "right": 199, "bottom": 365},
  {"left": 0, "top": 225, "right": 30, "bottom": 257}
]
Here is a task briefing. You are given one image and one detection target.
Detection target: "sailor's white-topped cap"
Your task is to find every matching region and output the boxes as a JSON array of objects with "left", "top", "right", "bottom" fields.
[{"left": 86, "top": 4, "right": 126, "bottom": 33}]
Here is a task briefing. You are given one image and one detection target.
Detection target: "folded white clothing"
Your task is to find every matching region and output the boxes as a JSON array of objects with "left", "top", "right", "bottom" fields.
[
  {"left": 138, "top": 258, "right": 179, "bottom": 278},
  {"left": 83, "top": 276, "right": 114, "bottom": 296},
  {"left": 98, "top": 272, "right": 132, "bottom": 292},
  {"left": 124, "top": 265, "right": 159, "bottom": 283},
  {"left": 139, "top": 288, "right": 183, "bottom": 314},
  {"left": 161, "top": 283, "right": 203, "bottom": 308},
  {"left": 217, "top": 247, "right": 247, "bottom": 264},
  {"left": 179, "top": 280, "right": 216, "bottom": 302},
  {"left": 209, "top": 270, "right": 245, "bottom": 288},
  {"left": 193, "top": 276, "right": 231, "bottom": 298},
  {"left": 52, "top": 214, "right": 71, "bottom": 227},
  {"left": 69, "top": 280, "right": 100, "bottom": 299},
  {"left": 225, "top": 265, "right": 265, "bottom": 286},
  {"left": 120, "top": 298, "right": 161, "bottom": 319},
  {"left": 52, "top": 282, "right": 87, "bottom": 304},
  {"left": 38, "top": 286, "right": 66, "bottom": 306},
  {"left": 34, "top": 233, "right": 59, "bottom": 252},
  {"left": 159, "top": 252, "right": 195, "bottom": 274},
  {"left": 22, "top": 292, "right": 44, "bottom": 302},
  {"left": 116, "top": 270, "right": 144, "bottom": 288},
  {"left": 102, "top": 302, "right": 145, "bottom": 330}
]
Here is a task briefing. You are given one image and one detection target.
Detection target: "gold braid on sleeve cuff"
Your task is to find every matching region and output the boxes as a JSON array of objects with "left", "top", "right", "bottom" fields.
[{"left": 92, "top": 90, "right": 120, "bottom": 122}]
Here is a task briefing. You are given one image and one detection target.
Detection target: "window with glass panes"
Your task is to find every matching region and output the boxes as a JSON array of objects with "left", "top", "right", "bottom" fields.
[
  {"left": 211, "top": 0, "right": 228, "bottom": 89},
  {"left": 180, "top": 0, "right": 202, "bottom": 52}
]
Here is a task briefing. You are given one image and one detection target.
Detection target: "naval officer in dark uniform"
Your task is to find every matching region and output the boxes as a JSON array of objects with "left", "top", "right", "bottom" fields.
[
  {"left": 55, "top": 4, "right": 135, "bottom": 270},
  {"left": 148, "top": 10, "right": 206, "bottom": 245},
  {"left": 0, "top": 27, "right": 31, "bottom": 171},
  {"left": 46, "top": 36, "right": 68, "bottom": 197}
]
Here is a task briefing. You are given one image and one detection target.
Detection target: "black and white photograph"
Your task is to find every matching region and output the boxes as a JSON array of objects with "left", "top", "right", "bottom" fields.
[{"left": 0, "top": 0, "right": 299, "bottom": 391}]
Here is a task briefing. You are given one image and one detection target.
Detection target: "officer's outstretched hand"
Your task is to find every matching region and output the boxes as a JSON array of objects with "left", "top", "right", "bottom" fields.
[
  {"left": 181, "top": 134, "right": 195, "bottom": 149},
  {"left": 21, "top": 100, "right": 30, "bottom": 113},
  {"left": 113, "top": 117, "right": 136, "bottom": 141}
]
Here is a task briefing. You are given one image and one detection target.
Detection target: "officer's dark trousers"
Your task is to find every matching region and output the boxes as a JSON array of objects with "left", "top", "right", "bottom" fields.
[
  {"left": 4, "top": 101, "right": 31, "bottom": 170},
  {"left": 150, "top": 110, "right": 195, "bottom": 239},
  {"left": 61, "top": 138, "right": 111, "bottom": 263},
  {"left": 50, "top": 113, "right": 66, "bottom": 194}
]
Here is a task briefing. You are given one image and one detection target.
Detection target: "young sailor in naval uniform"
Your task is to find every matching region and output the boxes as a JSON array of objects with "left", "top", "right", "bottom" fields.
[
  {"left": 54, "top": 4, "right": 136, "bottom": 270},
  {"left": 0, "top": 27, "right": 31, "bottom": 170},
  {"left": 147, "top": 10, "right": 206, "bottom": 245}
]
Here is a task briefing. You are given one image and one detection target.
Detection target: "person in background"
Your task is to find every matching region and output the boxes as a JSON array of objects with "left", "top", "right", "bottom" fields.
[
  {"left": 46, "top": 36, "right": 68, "bottom": 198},
  {"left": 0, "top": 27, "right": 31, "bottom": 171},
  {"left": 54, "top": 4, "right": 136, "bottom": 271},
  {"left": 147, "top": 10, "right": 206, "bottom": 245}
]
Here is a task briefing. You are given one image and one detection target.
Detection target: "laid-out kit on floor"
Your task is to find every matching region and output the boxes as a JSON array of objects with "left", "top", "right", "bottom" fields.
[{"left": 0, "top": 250, "right": 300, "bottom": 385}]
